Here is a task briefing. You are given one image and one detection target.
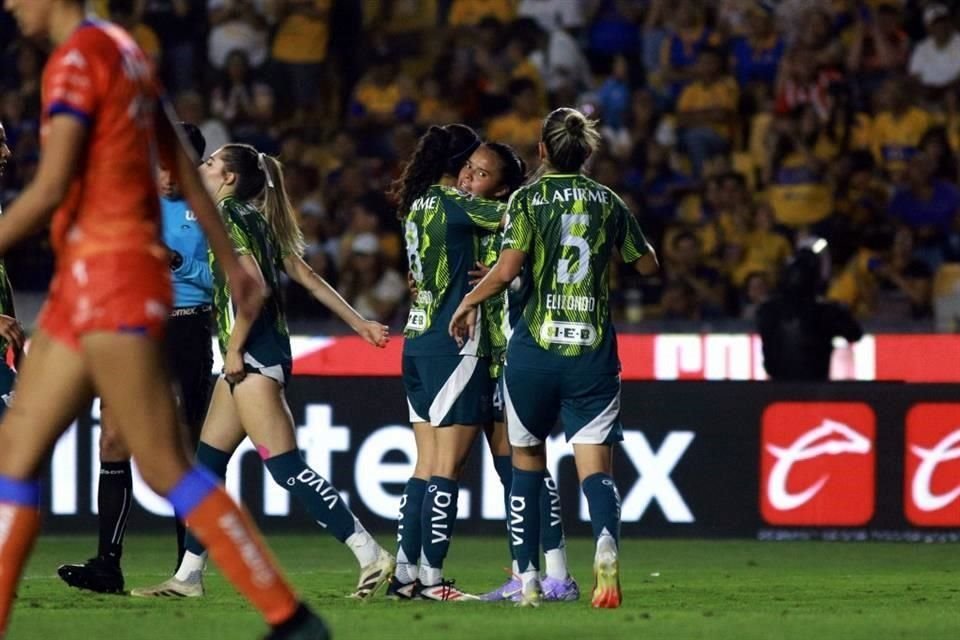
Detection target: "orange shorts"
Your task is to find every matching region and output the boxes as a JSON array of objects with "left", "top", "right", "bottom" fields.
[{"left": 38, "top": 250, "right": 172, "bottom": 351}]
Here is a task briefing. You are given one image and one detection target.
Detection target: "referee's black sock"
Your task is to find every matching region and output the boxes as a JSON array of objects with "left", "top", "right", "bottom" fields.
[{"left": 97, "top": 461, "right": 132, "bottom": 565}]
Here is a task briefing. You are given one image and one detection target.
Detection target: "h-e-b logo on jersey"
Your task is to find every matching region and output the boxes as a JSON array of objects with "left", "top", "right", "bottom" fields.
[
  {"left": 541, "top": 321, "right": 595, "bottom": 346},
  {"left": 760, "top": 402, "right": 875, "bottom": 526}
]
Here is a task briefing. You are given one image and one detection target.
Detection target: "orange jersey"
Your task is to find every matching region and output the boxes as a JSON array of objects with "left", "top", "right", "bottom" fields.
[{"left": 41, "top": 19, "right": 162, "bottom": 261}]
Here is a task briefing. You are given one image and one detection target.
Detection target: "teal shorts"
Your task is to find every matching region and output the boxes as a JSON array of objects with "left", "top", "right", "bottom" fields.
[
  {"left": 503, "top": 366, "right": 623, "bottom": 447},
  {"left": 0, "top": 362, "right": 14, "bottom": 418},
  {"left": 403, "top": 354, "right": 492, "bottom": 427}
]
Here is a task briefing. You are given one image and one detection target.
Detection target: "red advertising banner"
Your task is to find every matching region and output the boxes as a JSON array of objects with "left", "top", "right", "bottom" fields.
[{"left": 284, "top": 334, "right": 960, "bottom": 382}]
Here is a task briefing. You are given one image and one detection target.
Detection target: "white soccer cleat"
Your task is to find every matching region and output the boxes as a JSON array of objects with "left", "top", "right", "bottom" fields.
[
  {"left": 349, "top": 548, "right": 395, "bottom": 600},
  {"left": 591, "top": 551, "right": 621, "bottom": 609},
  {"left": 130, "top": 576, "right": 204, "bottom": 598},
  {"left": 414, "top": 579, "right": 480, "bottom": 601}
]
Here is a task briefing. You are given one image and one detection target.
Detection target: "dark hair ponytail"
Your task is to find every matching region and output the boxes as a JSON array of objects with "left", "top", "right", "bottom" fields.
[
  {"left": 483, "top": 142, "right": 527, "bottom": 198},
  {"left": 390, "top": 123, "right": 480, "bottom": 217}
]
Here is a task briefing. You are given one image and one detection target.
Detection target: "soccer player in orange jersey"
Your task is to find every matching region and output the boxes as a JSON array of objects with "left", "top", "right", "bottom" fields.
[{"left": 0, "top": 2, "right": 326, "bottom": 638}]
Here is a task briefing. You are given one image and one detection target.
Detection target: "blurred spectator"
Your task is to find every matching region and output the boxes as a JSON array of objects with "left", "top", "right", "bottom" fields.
[
  {"left": 271, "top": 0, "right": 333, "bottom": 121},
  {"left": 209, "top": 50, "right": 274, "bottom": 135},
  {"left": 518, "top": 0, "right": 587, "bottom": 32},
  {"left": 920, "top": 125, "right": 959, "bottom": 182},
  {"left": 734, "top": 201, "right": 794, "bottom": 286},
  {"left": 486, "top": 77, "right": 544, "bottom": 152},
  {"left": 337, "top": 232, "right": 406, "bottom": 324},
  {"left": 662, "top": 230, "right": 727, "bottom": 317},
  {"left": 656, "top": 1, "right": 721, "bottom": 104},
  {"left": 108, "top": 0, "right": 162, "bottom": 64},
  {"left": 730, "top": 4, "right": 786, "bottom": 92},
  {"left": 869, "top": 76, "right": 934, "bottom": 180},
  {"left": 143, "top": 0, "right": 205, "bottom": 93},
  {"left": 676, "top": 47, "right": 739, "bottom": 178},
  {"left": 908, "top": 3, "right": 960, "bottom": 98},
  {"left": 846, "top": 1, "right": 910, "bottom": 99},
  {"left": 447, "top": 0, "right": 516, "bottom": 27},
  {"left": 870, "top": 225, "right": 934, "bottom": 321},
  {"left": 888, "top": 151, "right": 960, "bottom": 258},
  {"left": 175, "top": 91, "right": 230, "bottom": 155},
  {"left": 765, "top": 107, "right": 835, "bottom": 228},
  {"left": 207, "top": 0, "right": 269, "bottom": 70},
  {"left": 584, "top": 0, "right": 642, "bottom": 60},
  {"left": 740, "top": 270, "right": 772, "bottom": 321}
]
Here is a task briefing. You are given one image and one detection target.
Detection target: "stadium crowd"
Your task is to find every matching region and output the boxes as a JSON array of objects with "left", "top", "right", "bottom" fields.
[{"left": 3, "top": 0, "right": 960, "bottom": 330}]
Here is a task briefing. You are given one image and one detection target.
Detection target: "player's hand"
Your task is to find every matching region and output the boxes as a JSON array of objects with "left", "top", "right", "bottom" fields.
[
  {"left": 468, "top": 261, "right": 490, "bottom": 286},
  {"left": 407, "top": 271, "right": 419, "bottom": 299},
  {"left": 0, "top": 315, "right": 25, "bottom": 357},
  {"left": 448, "top": 301, "right": 477, "bottom": 348},
  {"left": 224, "top": 349, "right": 246, "bottom": 385},
  {"left": 356, "top": 320, "right": 389, "bottom": 348},
  {"left": 227, "top": 260, "right": 268, "bottom": 318}
]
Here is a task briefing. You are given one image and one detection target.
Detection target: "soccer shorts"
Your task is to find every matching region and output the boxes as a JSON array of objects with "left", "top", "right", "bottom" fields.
[
  {"left": 38, "top": 251, "right": 171, "bottom": 351},
  {"left": 503, "top": 366, "right": 623, "bottom": 447},
  {"left": 224, "top": 353, "right": 292, "bottom": 389},
  {"left": 492, "top": 374, "right": 505, "bottom": 424},
  {"left": 403, "top": 354, "right": 492, "bottom": 427}
]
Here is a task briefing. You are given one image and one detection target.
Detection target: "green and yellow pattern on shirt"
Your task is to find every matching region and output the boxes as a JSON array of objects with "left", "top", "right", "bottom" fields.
[
  {"left": 503, "top": 174, "right": 649, "bottom": 373},
  {"left": 403, "top": 185, "right": 504, "bottom": 357},
  {"left": 0, "top": 257, "right": 14, "bottom": 357},
  {"left": 479, "top": 229, "right": 507, "bottom": 377},
  {"left": 210, "top": 196, "right": 292, "bottom": 367}
]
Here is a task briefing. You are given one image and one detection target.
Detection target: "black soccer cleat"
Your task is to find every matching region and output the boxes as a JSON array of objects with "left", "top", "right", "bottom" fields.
[
  {"left": 263, "top": 604, "right": 331, "bottom": 640},
  {"left": 385, "top": 575, "right": 417, "bottom": 600},
  {"left": 57, "top": 556, "right": 125, "bottom": 594}
]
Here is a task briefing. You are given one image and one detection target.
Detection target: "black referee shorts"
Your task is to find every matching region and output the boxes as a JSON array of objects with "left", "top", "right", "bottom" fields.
[{"left": 164, "top": 306, "right": 214, "bottom": 444}]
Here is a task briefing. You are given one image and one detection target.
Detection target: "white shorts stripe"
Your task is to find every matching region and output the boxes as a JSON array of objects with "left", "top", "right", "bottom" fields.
[
  {"left": 408, "top": 398, "right": 427, "bottom": 423},
  {"left": 568, "top": 390, "right": 621, "bottom": 445},
  {"left": 504, "top": 373, "right": 542, "bottom": 447},
  {"left": 428, "top": 356, "right": 478, "bottom": 426}
]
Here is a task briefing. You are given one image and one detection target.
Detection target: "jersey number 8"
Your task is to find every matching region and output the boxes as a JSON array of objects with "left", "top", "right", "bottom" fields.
[
  {"left": 558, "top": 214, "right": 589, "bottom": 284},
  {"left": 405, "top": 220, "right": 424, "bottom": 282}
]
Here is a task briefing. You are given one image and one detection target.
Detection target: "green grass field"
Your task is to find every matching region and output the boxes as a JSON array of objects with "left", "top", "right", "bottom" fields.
[{"left": 7, "top": 534, "right": 960, "bottom": 640}]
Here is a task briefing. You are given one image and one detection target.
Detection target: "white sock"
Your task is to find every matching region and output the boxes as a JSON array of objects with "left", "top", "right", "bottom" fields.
[
  {"left": 595, "top": 533, "right": 618, "bottom": 561},
  {"left": 174, "top": 550, "right": 206, "bottom": 583},
  {"left": 544, "top": 546, "right": 569, "bottom": 580},
  {"left": 345, "top": 524, "right": 380, "bottom": 567},
  {"left": 519, "top": 569, "right": 540, "bottom": 593},
  {"left": 395, "top": 561, "right": 418, "bottom": 584},
  {"left": 512, "top": 559, "right": 519, "bottom": 576},
  {"left": 419, "top": 555, "right": 442, "bottom": 586}
]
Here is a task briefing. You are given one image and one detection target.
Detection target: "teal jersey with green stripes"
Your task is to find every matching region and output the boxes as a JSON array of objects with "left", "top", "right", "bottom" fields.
[
  {"left": 502, "top": 174, "right": 650, "bottom": 373},
  {"left": 479, "top": 229, "right": 506, "bottom": 377},
  {"left": 210, "top": 196, "right": 292, "bottom": 367},
  {"left": 403, "top": 185, "right": 504, "bottom": 357}
]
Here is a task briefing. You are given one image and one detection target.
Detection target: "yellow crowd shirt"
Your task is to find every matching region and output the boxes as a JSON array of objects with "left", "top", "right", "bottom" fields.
[
  {"left": 273, "top": 0, "right": 333, "bottom": 64},
  {"left": 768, "top": 152, "right": 833, "bottom": 227},
  {"left": 677, "top": 78, "right": 739, "bottom": 140},
  {"left": 870, "top": 107, "right": 935, "bottom": 173},
  {"left": 447, "top": 0, "right": 516, "bottom": 26}
]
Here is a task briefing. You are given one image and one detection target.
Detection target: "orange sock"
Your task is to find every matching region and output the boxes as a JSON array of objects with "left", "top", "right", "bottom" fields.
[
  {"left": 0, "top": 503, "right": 41, "bottom": 635},
  {"left": 185, "top": 486, "right": 299, "bottom": 625}
]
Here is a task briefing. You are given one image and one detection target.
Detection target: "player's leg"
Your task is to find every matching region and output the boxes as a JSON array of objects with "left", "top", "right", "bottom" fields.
[
  {"left": 131, "top": 376, "right": 246, "bottom": 598},
  {"left": 169, "top": 312, "right": 214, "bottom": 568},
  {"left": 82, "top": 332, "right": 321, "bottom": 633},
  {"left": 57, "top": 407, "right": 131, "bottom": 594},
  {"left": 503, "top": 365, "right": 561, "bottom": 608},
  {"left": 565, "top": 371, "right": 624, "bottom": 609},
  {"left": 415, "top": 355, "right": 489, "bottom": 601},
  {"left": 479, "top": 414, "right": 523, "bottom": 602},
  {"left": 232, "top": 372, "right": 394, "bottom": 599},
  {"left": 0, "top": 331, "right": 95, "bottom": 634},
  {"left": 389, "top": 355, "right": 434, "bottom": 598}
]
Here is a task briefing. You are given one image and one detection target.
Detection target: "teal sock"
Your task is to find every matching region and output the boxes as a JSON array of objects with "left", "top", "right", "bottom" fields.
[
  {"left": 396, "top": 477, "right": 427, "bottom": 570},
  {"left": 540, "top": 471, "right": 565, "bottom": 552},
  {"left": 264, "top": 450, "right": 358, "bottom": 542},
  {"left": 492, "top": 455, "right": 515, "bottom": 561},
  {"left": 510, "top": 468, "right": 544, "bottom": 573},
  {"left": 183, "top": 442, "right": 231, "bottom": 556},
  {"left": 420, "top": 476, "right": 458, "bottom": 570},
  {"left": 581, "top": 473, "right": 621, "bottom": 545}
]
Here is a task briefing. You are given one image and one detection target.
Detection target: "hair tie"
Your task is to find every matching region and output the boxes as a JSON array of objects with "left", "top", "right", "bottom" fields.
[{"left": 257, "top": 152, "right": 275, "bottom": 189}]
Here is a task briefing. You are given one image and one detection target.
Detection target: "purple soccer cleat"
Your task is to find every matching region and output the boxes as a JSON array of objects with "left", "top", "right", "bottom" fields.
[
  {"left": 480, "top": 576, "right": 521, "bottom": 602},
  {"left": 541, "top": 575, "right": 580, "bottom": 602}
]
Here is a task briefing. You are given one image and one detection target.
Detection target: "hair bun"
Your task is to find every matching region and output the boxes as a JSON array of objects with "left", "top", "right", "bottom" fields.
[{"left": 564, "top": 113, "right": 585, "bottom": 135}]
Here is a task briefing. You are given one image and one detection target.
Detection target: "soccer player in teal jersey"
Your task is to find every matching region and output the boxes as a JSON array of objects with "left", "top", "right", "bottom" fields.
[
  {"left": 133, "top": 144, "right": 396, "bottom": 601},
  {"left": 461, "top": 142, "right": 579, "bottom": 603},
  {"left": 0, "top": 123, "right": 25, "bottom": 414},
  {"left": 451, "top": 108, "right": 659, "bottom": 608},
  {"left": 388, "top": 124, "right": 505, "bottom": 601}
]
